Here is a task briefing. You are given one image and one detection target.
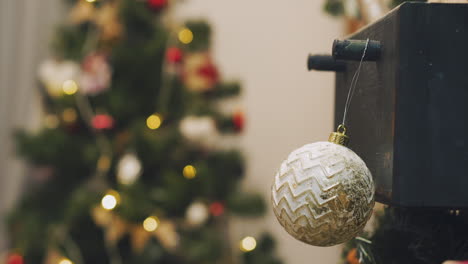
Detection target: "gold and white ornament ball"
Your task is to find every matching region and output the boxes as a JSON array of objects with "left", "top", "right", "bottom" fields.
[{"left": 271, "top": 126, "right": 374, "bottom": 246}]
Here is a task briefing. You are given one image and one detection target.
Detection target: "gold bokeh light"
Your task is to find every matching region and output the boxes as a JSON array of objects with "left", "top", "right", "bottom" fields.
[
  {"left": 146, "top": 114, "right": 162, "bottom": 130},
  {"left": 58, "top": 258, "right": 73, "bottom": 264},
  {"left": 143, "top": 216, "right": 159, "bottom": 232},
  {"left": 62, "top": 80, "right": 78, "bottom": 95},
  {"left": 178, "top": 28, "right": 193, "bottom": 44},
  {"left": 101, "top": 190, "right": 120, "bottom": 210},
  {"left": 240, "top": 236, "right": 257, "bottom": 252},
  {"left": 183, "top": 165, "right": 197, "bottom": 179}
]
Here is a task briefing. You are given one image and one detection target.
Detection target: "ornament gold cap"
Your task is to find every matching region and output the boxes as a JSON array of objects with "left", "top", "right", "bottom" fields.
[{"left": 328, "top": 124, "right": 349, "bottom": 146}]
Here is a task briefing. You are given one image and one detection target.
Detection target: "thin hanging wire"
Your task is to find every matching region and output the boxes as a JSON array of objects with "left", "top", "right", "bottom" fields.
[{"left": 341, "top": 38, "right": 370, "bottom": 126}]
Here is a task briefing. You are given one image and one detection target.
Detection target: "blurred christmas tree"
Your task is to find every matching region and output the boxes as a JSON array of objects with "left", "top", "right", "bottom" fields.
[{"left": 5, "top": 1, "right": 282, "bottom": 264}]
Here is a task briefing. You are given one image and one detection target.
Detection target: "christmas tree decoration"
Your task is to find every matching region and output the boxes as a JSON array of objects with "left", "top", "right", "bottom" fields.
[
  {"left": 101, "top": 190, "right": 120, "bottom": 210},
  {"left": 105, "top": 217, "right": 128, "bottom": 244},
  {"left": 38, "top": 59, "right": 80, "bottom": 97},
  {"left": 69, "top": 0, "right": 95, "bottom": 25},
  {"left": 62, "top": 80, "right": 78, "bottom": 95},
  {"left": 91, "top": 207, "right": 128, "bottom": 244},
  {"left": 209, "top": 202, "right": 224, "bottom": 217},
  {"left": 178, "top": 27, "right": 194, "bottom": 44},
  {"left": 153, "top": 220, "right": 179, "bottom": 251},
  {"left": 179, "top": 116, "right": 218, "bottom": 146},
  {"left": 58, "top": 258, "right": 73, "bottom": 264},
  {"left": 146, "top": 113, "right": 163, "bottom": 130},
  {"left": 166, "top": 47, "right": 183, "bottom": 63},
  {"left": 185, "top": 201, "right": 209, "bottom": 227},
  {"left": 143, "top": 216, "right": 160, "bottom": 232},
  {"left": 91, "top": 114, "right": 115, "bottom": 130},
  {"left": 147, "top": 0, "right": 168, "bottom": 12},
  {"left": 79, "top": 53, "right": 112, "bottom": 95},
  {"left": 91, "top": 206, "right": 113, "bottom": 227},
  {"left": 117, "top": 153, "right": 142, "bottom": 185},
  {"left": 239, "top": 236, "right": 257, "bottom": 252},
  {"left": 6, "top": 253, "right": 23, "bottom": 264},
  {"left": 95, "top": 1, "right": 124, "bottom": 41},
  {"left": 271, "top": 126, "right": 375, "bottom": 246},
  {"left": 183, "top": 53, "right": 219, "bottom": 92},
  {"left": 271, "top": 38, "right": 375, "bottom": 247},
  {"left": 232, "top": 110, "right": 245, "bottom": 132},
  {"left": 62, "top": 108, "right": 78, "bottom": 123},
  {"left": 183, "top": 165, "right": 197, "bottom": 179},
  {"left": 130, "top": 225, "right": 153, "bottom": 253}
]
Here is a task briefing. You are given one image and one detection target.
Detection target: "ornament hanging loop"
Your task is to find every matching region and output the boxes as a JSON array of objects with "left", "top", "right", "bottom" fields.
[
  {"left": 329, "top": 124, "right": 349, "bottom": 146},
  {"left": 337, "top": 124, "right": 347, "bottom": 134}
]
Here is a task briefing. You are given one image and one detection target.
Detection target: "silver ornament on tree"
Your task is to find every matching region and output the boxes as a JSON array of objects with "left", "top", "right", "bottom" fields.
[{"left": 271, "top": 39, "right": 375, "bottom": 247}]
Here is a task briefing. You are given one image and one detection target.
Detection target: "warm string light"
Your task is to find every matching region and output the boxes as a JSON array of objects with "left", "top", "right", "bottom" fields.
[
  {"left": 146, "top": 114, "right": 162, "bottom": 130},
  {"left": 143, "top": 216, "right": 160, "bottom": 232},
  {"left": 58, "top": 258, "right": 74, "bottom": 264},
  {"left": 240, "top": 236, "right": 257, "bottom": 252},
  {"left": 183, "top": 165, "right": 197, "bottom": 179},
  {"left": 178, "top": 28, "right": 193, "bottom": 44},
  {"left": 101, "top": 190, "right": 120, "bottom": 210},
  {"left": 85, "top": 0, "right": 96, "bottom": 2},
  {"left": 62, "top": 80, "right": 78, "bottom": 95}
]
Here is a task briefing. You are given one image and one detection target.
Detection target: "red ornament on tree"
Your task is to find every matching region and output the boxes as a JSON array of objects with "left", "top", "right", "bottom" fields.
[
  {"left": 209, "top": 202, "right": 224, "bottom": 217},
  {"left": 92, "top": 114, "right": 115, "bottom": 130},
  {"left": 7, "top": 253, "right": 24, "bottom": 264},
  {"left": 197, "top": 63, "right": 219, "bottom": 84},
  {"left": 147, "top": 0, "right": 167, "bottom": 11},
  {"left": 232, "top": 111, "right": 245, "bottom": 132},
  {"left": 166, "top": 47, "right": 183, "bottom": 63}
]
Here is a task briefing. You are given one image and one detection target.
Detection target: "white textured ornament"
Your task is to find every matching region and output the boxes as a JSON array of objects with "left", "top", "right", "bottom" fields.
[{"left": 271, "top": 141, "right": 374, "bottom": 247}]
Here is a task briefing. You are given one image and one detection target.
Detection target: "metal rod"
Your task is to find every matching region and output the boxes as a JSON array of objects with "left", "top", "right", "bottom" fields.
[
  {"left": 332, "top": 39, "right": 381, "bottom": 61},
  {"left": 307, "top": 54, "right": 346, "bottom": 72}
]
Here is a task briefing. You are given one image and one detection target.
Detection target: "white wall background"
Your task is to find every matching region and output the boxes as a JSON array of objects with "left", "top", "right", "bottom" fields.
[
  {"left": 0, "top": 0, "right": 64, "bottom": 252},
  {"left": 176, "top": 1, "right": 343, "bottom": 263}
]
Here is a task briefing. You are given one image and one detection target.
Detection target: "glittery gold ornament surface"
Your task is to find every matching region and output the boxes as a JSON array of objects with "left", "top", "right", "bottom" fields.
[{"left": 271, "top": 141, "right": 374, "bottom": 246}]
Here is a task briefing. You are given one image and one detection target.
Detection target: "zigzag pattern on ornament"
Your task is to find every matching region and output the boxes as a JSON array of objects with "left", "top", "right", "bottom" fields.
[{"left": 271, "top": 142, "right": 374, "bottom": 246}]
